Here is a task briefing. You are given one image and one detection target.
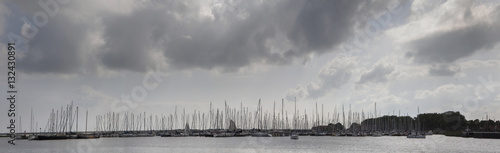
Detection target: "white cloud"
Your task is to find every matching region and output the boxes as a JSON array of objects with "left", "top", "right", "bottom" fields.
[
  {"left": 76, "top": 85, "right": 117, "bottom": 108},
  {"left": 414, "top": 83, "right": 469, "bottom": 100},
  {"left": 286, "top": 56, "right": 358, "bottom": 101},
  {"left": 389, "top": 0, "right": 500, "bottom": 43},
  {"left": 357, "top": 59, "right": 395, "bottom": 84},
  {"left": 460, "top": 60, "right": 500, "bottom": 70},
  {"left": 389, "top": 64, "right": 427, "bottom": 80}
]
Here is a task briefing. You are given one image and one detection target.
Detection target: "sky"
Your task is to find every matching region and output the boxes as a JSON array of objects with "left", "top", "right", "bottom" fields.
[{"left": 1, "top": 0, "right": 500, "bottom": 132}]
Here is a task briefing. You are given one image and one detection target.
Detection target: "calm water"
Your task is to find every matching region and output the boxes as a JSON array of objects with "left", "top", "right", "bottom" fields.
[{"left": 1, "top": 135, "right": 499, "bottom": 153}]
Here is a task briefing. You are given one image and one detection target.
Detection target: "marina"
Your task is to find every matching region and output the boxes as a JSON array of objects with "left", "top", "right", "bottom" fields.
[
  {"left": 3, "top": 0, "right": 500, "bottom": 152},
  {"left": 2, "top": 135, "right": 499, "bottom": 153},
  {"left": 3, "top": 101, "right": 499, "bottom": 141}
]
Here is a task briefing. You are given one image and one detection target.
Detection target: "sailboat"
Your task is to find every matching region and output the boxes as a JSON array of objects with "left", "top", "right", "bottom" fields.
[
  {"left": 77, "top": 109, "right": 100, "bottom": 139},
  {"left": 290, "top": 98, "right": 299, "bottom": 140},
  {"left": 427, "top": 130, "right": 433, "bottom": 135},
  {"left": 407, "top": 107, "right": 425, "bottom": 139},
  {"left": 372, "top": 103, "right": 382, "bottom": 137},
  {"left": 407, "top": 130, "right": 425, "bottom": 138},
  {"left": 213, "top": 120, "right": 236, "bottom": 137},
  {"left": 372, "top": 131, "right": 382, "bottom": 137},
  {"left": 177, "top": 123, "right": 191, "bottom": 137},
  {"left": 251, "top": 132, "right": 272, "bottom": 137}
]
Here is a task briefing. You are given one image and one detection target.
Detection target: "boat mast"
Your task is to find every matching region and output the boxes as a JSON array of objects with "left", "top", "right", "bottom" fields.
[
  {"left": 240, "top": 102, "right": 243, "bottom": 130},
  {"left": 375, "top": 103, "right": 377, "bottom": 131},
  {"left": 209, "top": 103, "right": 211, "bottom": 130},
  {"left": 31, "top": 108, "right": 33, "bottom": 133},
  {"left": 342, "top": 105, "right": 345, "bottom": 130},
  {"left": 85, "top": 109, "right": 88, "bottom": 134},
  {"left": 417, "top": 107, "right": 420, "bottom": 132},
  {"left": 273, "top": 101, "right": 276, "bottom": 130},
  {"left": 281, "top": 99, "right": 284, "bottom": 130},
  {"left": 76, "top": 107, "right": 78, "bottom": 132},
  {"left": 19, "top": 116, "right": 22, "bottom": 134},
  {"left": 294, "top": 97, "right": 296, "bottom": 130},
  {"left": 315, "top": 102, "right": 317, "bottom": 127}
]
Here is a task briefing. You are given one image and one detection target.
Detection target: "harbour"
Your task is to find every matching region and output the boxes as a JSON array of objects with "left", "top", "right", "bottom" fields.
[
  {"left": 3, "top": 101, "right": 499, "bottom": 141},
  {"left": 3, "top": 0, "right": 500, "bottom": 152},
  {"left": 2, "top": 135, "right": 499, "bottom": 153}
]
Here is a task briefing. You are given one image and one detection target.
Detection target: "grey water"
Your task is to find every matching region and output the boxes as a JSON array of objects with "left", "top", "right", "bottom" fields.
[{"left": 1, "top": 135, "right": 499, "bottom": 153}]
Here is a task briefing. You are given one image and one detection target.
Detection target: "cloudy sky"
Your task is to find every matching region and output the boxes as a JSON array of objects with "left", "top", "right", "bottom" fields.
[{"left": 1, "top": 0, "right": 500, "bottom": 132}]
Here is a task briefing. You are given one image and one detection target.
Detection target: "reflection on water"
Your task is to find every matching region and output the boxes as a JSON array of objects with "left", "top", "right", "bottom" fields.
[{"left": 1, "top": 135, "right": 499, "bottom": 153}]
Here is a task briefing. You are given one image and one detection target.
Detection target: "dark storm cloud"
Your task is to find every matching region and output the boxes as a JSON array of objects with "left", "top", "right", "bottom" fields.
[
  {"left": 286, "top": 0, "right": 395, "bottom": 55},
  {"left": 162, "top": 2, "right": 279, "bottom": 71},
  {"left": 407, "top": 24, "right": 500, "bottom": 64},
  {"left": 97, "top": 0, "right": 395, "bottom": 72},
  {"left": 162, "top": 0, "right": 396, "bottom": 71},
  {"left": 407, "top": 3, "right": 500, "bottom": 65},
  {"left": 17, "top": 14, "right": 88, "bottom": 74},
  {"left": 157, "top": 0, "right": 294, "bottom": 71},
  {"left": 7, "top": 0, "right": 400, "bottom": 74},
  {"left": 286, "top": 0, "right": 359, "bottom": 53},
  {"left": 99, "top": 8, "right": 171, "bottom": 72},
  {"left": 403, "top": 3, "right": 500, "bottom": 78}
]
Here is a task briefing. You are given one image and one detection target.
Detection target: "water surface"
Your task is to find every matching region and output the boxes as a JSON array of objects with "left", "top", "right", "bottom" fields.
[{"left": 1, "top": 135, "right": 499, "bottom": 153}]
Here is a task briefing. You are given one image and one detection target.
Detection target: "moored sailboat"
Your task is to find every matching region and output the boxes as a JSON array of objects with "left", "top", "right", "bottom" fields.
[
  {"left": 407, "top": 107, "right": 425, "bottom": 139},
  {"left": 406, "top": 130, "right": 425, "bottom": 138},
  {"left": 290, "top": 133, "right": 299, "bottom": 140}
]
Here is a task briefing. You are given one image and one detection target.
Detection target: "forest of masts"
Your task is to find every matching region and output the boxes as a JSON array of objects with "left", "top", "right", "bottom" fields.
[{"left": 33, "top": 99, "right": 419, "bottom": 133}]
